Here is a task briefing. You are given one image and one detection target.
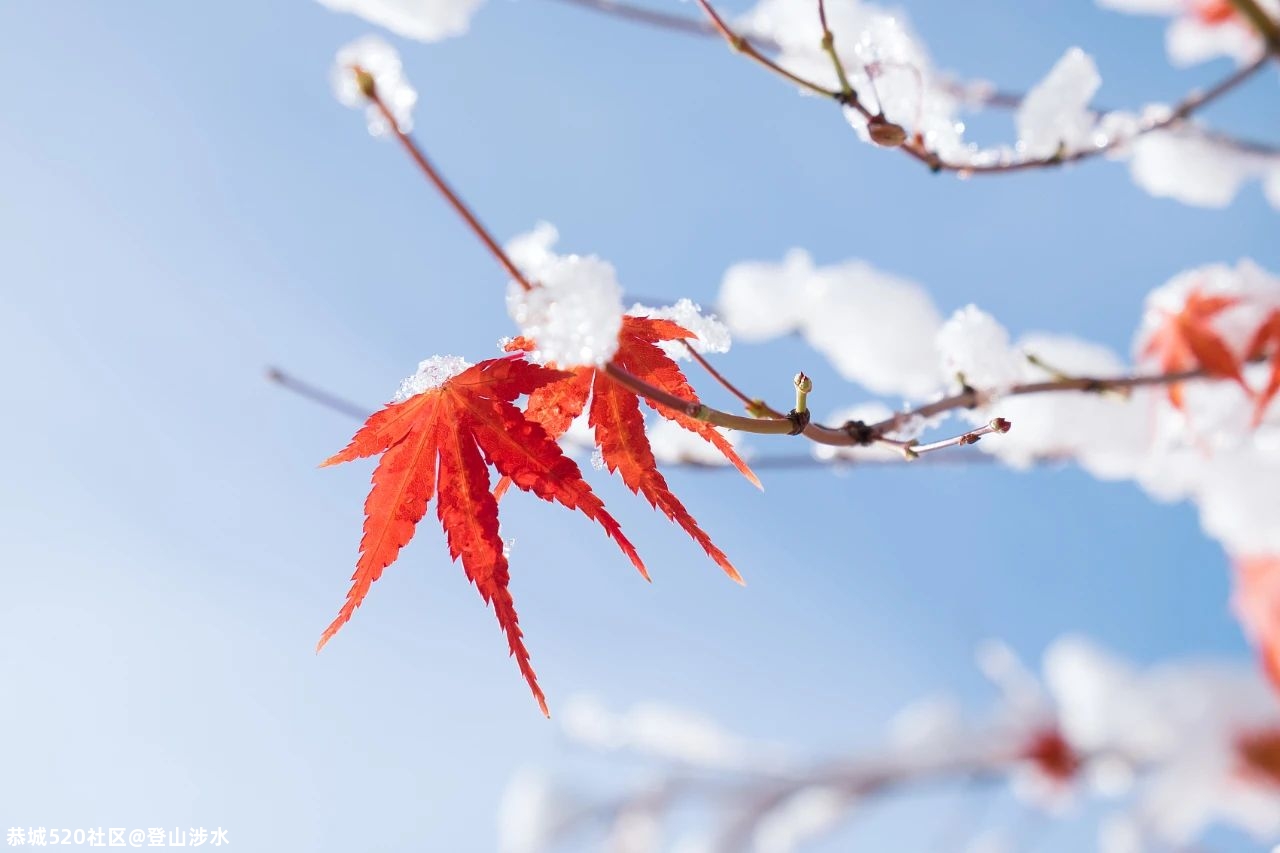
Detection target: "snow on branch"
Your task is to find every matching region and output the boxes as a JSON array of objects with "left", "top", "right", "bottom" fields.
[
  {"left": 529, "top": 0, "right": 1280, "bottom": 208},
  {"left": 499, "top": 637, "right": 1280, "bottom": 852}
]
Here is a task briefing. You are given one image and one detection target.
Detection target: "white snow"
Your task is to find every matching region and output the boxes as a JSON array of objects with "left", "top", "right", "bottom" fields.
[
  {"left": 990, "top": 333, "right": 1131, "bottom": 470},
  {"left": 1016, "top": 49, "right": 1102, "bottom": 159},
  {"left": 331, "top": 35, "right": 418, "bottom": 137},
  {"left": 1128, "top": 130, "right": 1280, "bottom": 210},
  {"left": 505, "top": 222, "right": 625, "bottom": 367},
  {"left": 1096, "top": 0, "right": 1182, "bottom": 11},
  {"left": 497, "top": 769, "right": 566, "bottom": 853},
  {"left": 1166, "top": 10, "right": 1267, "bottom": 66},
  {"left": 629, "top": 298, "right": 732, "bottom": 360},
  {"left": 737, "top": 0, "right": 979, "bottom": 163},
  {"left": 936, "top": 305, "right": 1022, "bottom": 391},
  {"left": 720, "top": 249, "right": 943, "bottom": 399},
  {"left": 718, "top": 248, "right": 815, "bottom": 341},
  {"left": 392, "top": 354, "right": 470, "bottom": 401},
  {"left": 811, "top": 402, "right": 910, "bottom": 463},
  {"left": 1044, "top": 636, "right": 1280, "bottom": 846},
  {"left": 752, "top": 787, "right": 850, "bottom": 853},
  {"left": 647, "top": 419, "right": 742, "bottom": 467},
  {"left": 561, "top": 694, "right": 759, "bottom": 770},
  {"left": 317, "top": 0, "right": 483, "bottom": 42},
  {"left": 914, "top": 260, "right": 1280, "bottom": 558},
  {"left": 1097, "top": 0, "right": 1277, "bottom": 66}
]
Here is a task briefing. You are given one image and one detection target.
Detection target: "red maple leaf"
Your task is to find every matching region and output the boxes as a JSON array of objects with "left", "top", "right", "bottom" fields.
[
  {"left": 319, "top": 354, "right": 646, "bottom": 715},
  {"left": 1247, "top": 309, "right": 1280, "bottom": 426},
  {"left": 1142, "top": 290, "right": 1249, "bottom": 410},
  {"left": 1233, "top": 555, "right": 1280, "bottom": 690},
  {"left": 1191, "top": 0, "right": 1239, "bottom": 25},
  {"left": 503, "top": 316, "right": 759, "bottom": 582}
]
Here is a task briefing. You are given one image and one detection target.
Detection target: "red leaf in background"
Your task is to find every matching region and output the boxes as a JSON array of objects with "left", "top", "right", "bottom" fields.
[
  {"left": 1142, "top": 290, "right": 1249, "bottom": 410},
  {"left": 1192, "top": 0, "right": 1239, "bottom": 25},
  {"left": 1233, "top": 555, "right": 1280, "bottom": 690},
  {"left": 1247, "top": 310, "right": 1280, "bottom": 426},
  {"left": 505, "top": 316, "right": 756, "bottom": 582},
  {"left": 319, "top": 355, "right": 645, "bottom": 714}
]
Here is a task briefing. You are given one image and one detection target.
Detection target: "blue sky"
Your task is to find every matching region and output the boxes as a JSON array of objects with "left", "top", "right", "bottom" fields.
[{"left": 1, "top": 1, "right": 1277, "bottom": 850}]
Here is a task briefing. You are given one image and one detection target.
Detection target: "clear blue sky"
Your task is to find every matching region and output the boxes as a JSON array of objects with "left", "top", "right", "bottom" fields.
[{"left": 1, "top": 1, "right": 1277, "bottom": 850}]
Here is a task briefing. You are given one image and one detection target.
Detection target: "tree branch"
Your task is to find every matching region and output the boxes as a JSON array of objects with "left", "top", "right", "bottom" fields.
[
  {"left": 539, "top": 0, "right": 1278, "bottom": 169},
  {"left": 359, "top": 72, "right": 535, "bottom": 292},
  {"left": 1229, "top": 0, "right": 1280, "bottom": 55}
]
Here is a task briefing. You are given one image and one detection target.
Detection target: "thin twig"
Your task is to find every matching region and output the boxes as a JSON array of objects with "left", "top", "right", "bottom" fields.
[
  {"left": 817, "top": 0, "right": 856, "bottom": 102},
  {"left": 265, "top": 367, "right": 372, "bottom": 420},
  {"left": 546, "top": 0, "right": 726, "bottom": 40},
  {"left": 266, "top": 366, "right": 1003, "bottom": 468},
  {"left": 682, "top": 341, "right": 785, "bottom": 417},
  {"left": 1229, "top": 0, "right": 1280, "bottom": 54},
  {"left": 353, "top": 68, "right": 830, "bottom": 439},
  {"left": 553, "top": 0, "right": 1276, "bottom": 171},
  {"left": 864, "top": 362, "right": 1258, "bottom": 438},
  {"left": 346, "top": 67, "right": 1259, "bottom": 450},
  {"left": 901, "top": 56, "right": 1272, "bottom": 175},
  {"left": 691, "top": 0, "right": 843, "bottom": 101},
  {"left": 602, "top": 362, "right": 801, "bottom": 435},
  {"left": 360, "top": 74, "right": 535, "bottom": 292},
  {"left": 909, "top": 418, "right": 1011, "bottom": 458}
]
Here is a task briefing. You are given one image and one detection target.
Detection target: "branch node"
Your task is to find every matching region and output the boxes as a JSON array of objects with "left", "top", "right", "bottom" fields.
[
  {"left": 841, "top": 419, "right": 877, "bottom": 446},
  {"left": 786, "top": 408, "right": 812, "bottom": 435},
  {"left": 867, "top": 114, "right": 908, "bottom": 148}
]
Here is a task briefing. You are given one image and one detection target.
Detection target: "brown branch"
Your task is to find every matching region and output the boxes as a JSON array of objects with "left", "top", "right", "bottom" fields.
[
  {"left": 267, "top": 365, "right": 1013, "bottom": 469},
  {"left": 341, "top": 64, "right": 1262, "bottom": 453},
  {"left": 864, "top": 361, "right": 1257, "bottom": 438},
  {"left": 685, "top": 0, "right": 1272, "bottom": 173},
  {"left": 909, "top": 417, "right": 1011, "bottom": 458},
  {"left": 265, "top": 367, "right": 372, "bottom": 420},
  {"left": 817, "top": 0, "right": 856, "bottom": 102},
  {"left": 349, "top": 68, "right": 848, "bottom": 441},
  {"left": 691, "top": 0, "right": 847, "bottom": 103},
  {"left": 545, "top": 0, "right": 725, "bottom": 40},
  {"left": 944, "top": 78, "right": 1280, "bottom": 159},
  {"left": 901, "top": 55, "right": 1272, "bottom": 175},
  {"left": 534, "top": 726, "right": 1042, "bottom": 852},
  {"left": 683, "top": 341, "right": 786, "bottom": 418},
  {"left": 541, "top": 0, "right": 1277, "bottom": 170},
  {"left": 1229, "top": 0, "right": 1280, "bottom": 54},
  {"left": 357, "top": 70, "right": 535, "bottom": 292},
  {"left": 602, "top": 361, "right": 801, "bottom": 435},
  {"left": 714, "top": 745, "right": 1017, "bottom": 851}
]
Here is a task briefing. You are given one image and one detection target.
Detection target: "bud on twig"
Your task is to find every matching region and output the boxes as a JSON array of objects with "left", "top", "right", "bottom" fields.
[
  {"left": 867, "top": 115, "right": 907, "bottom": 148},
  {"left": 353, "top": 65, "right": 377, "bottom": 99},
  {"left": 793, "top": 372, "right": 812, "bottom": 413}
]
